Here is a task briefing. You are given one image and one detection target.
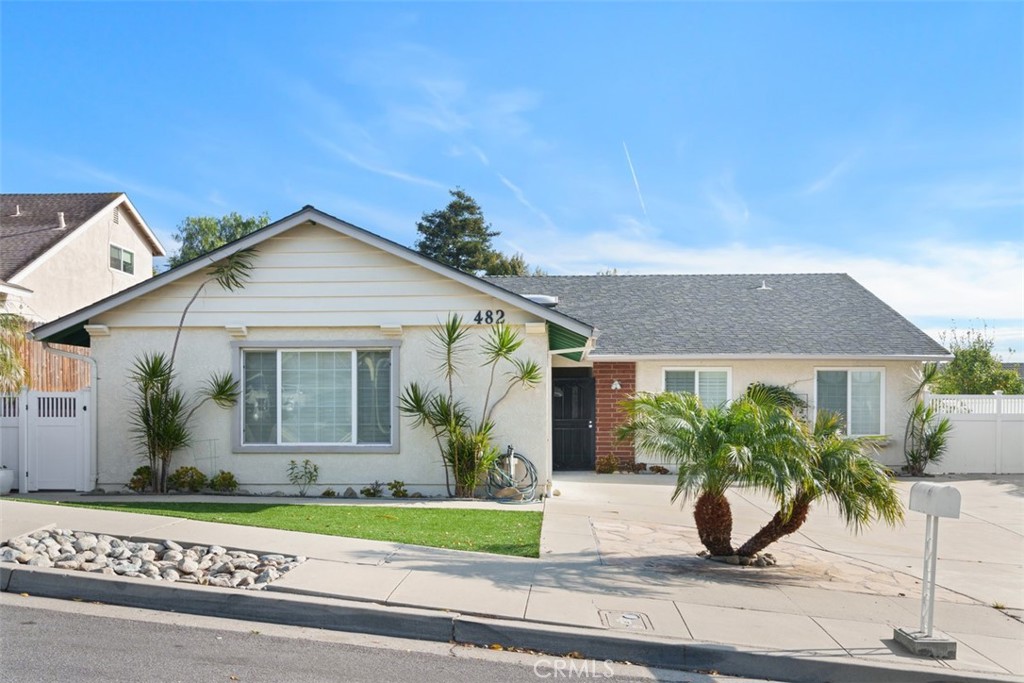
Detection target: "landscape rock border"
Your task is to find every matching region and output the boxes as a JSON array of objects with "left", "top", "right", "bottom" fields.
[{"left": 0, "top": 529, "right": 305, "bottom": 590}]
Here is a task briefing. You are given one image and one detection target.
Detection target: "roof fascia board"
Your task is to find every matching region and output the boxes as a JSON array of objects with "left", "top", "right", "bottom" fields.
[
  {"left": 587, "top": 353, "right": 953, "bottom": 362},
  {"left": 31, "top": 207, "right": 595, "bottom": 342},
  {"left": 119, "top": 195, "right": 166, "bottom": 256},
  {"left": 0, "top": 281, "right": 33, "bottom": 296}
]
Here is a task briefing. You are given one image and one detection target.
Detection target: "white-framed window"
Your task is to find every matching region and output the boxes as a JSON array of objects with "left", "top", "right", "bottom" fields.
[
  {"left": 239, "top": 345, "right": 395, "bottom": 450},
  {"left": 109, "top": 244, "right": 134, "bottom": 274},
  {"left": 815, "top": 368, "right": 885, "bottom": 435},
  {"left": 664, "top": 368, "right": 731, "bottom": 406}
]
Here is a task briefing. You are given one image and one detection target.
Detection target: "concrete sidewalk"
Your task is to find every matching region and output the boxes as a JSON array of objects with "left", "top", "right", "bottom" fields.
[{"left": 1, "top": 474, "right": 1022, "bottom": 682}]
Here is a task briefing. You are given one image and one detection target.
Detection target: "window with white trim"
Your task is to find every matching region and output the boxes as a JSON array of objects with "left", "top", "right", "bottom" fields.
[
  {"left": 664, "top": 369, "right": 730, "bottom": 406},
  {"left": 815, "top": 369, "right": 884, "bottom": 435},
  {"left": 109, "top": 245, "right": 134, "bottom": 274},
  {"left": 242, "top": 348, "right": 392, "bottom": 446}
]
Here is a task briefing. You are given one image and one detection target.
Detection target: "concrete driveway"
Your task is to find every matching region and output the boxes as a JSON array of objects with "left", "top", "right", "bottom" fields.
[{"left": 545, "top": 472, "right": 1024, "bottom": 610}]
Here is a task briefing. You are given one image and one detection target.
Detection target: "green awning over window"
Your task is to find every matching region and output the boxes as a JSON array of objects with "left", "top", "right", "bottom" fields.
[{"left": 549, "top": 323, "right": 590, "bottom": 361}]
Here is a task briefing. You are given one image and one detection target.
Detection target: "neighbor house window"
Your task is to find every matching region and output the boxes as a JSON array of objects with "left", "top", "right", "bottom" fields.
[
  {"left": 664, "top": 369, "right": 730, "bottom": 406},
  {"left": 109, "top": 245, "right": 134, "bottom": 274},
  {"left": 815, "top": 369, "right": 883, "bottom": 435},
  {"left": 241, "top": 348, "right": 393, "bottom": 447}
]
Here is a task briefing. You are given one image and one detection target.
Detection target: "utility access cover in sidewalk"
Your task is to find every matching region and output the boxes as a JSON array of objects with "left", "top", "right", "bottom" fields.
[{"left": 599, "top": 610, "right": 652, "bottom": 631}]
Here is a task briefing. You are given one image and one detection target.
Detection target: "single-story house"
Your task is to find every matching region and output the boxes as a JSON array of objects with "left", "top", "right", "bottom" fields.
[{"left": 30, "top": 206, "right": 949, "bottom": 494}]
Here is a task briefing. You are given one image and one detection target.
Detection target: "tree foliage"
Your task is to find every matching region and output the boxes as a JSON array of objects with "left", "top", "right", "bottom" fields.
[
  {"left": 0, "top": 313, "right": 28, "bottom": 393},
  {"left": 169, "top": 212, "right": 269, "bottom": 268},
  {"left": 414, "top": 188, "right": 537, "bottom": 275},
  {"left": 932, "top": 327, "right": 1022, "bottom": 395}
]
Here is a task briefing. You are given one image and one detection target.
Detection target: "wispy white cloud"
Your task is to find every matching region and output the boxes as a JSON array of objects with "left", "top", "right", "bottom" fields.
[
  {"left": 45, "top": 154, "right": 197, "bottom": 209},
  {"left": 705, "top": 171, "right": 750, "bottom": 227},
  {"left": 309, "top": 135, "right": 445, "bottom": 189},
  {"left": 496, "top": 173, "right": 556, "bottom": 231},
  {"left": 802, "top": 151, "right": 861, "bottom": 195}
]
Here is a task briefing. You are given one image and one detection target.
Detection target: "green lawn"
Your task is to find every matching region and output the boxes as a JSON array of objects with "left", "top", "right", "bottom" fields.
[{"left": 41, "top": 501, "right": 543, "bottom": 557}]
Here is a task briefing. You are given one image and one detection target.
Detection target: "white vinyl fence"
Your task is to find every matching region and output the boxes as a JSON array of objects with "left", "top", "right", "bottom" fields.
[
  {"left": 924, "top": 392, "right": 1024, "bottom": 474},
  {"left": 0, "top": 389, "right": 92, "bottom": 491}
]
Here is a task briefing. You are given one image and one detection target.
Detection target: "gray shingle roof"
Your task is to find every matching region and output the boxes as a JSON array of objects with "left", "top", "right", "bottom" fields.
[
  {"left": 0, "top": 192, "right": 122, "bottom": 280},
  {"left": 484, "top": 273, "right": 948, "bottom": 357}
]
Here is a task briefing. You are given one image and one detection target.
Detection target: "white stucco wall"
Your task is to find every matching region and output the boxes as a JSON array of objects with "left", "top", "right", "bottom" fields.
[
  {"left": 86, "top": 222, "right": 554, "bottom": 495},
  {"left": 632, "top": 358, "right": 921, "bottom": 469},
  {"left": 11, "top": 202, "right": 156, "bottom": 323}
]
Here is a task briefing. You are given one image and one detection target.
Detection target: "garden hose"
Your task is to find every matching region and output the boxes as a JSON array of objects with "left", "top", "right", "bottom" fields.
[{"left": 486, "top": 446, "right": 539, "bottom": 503}]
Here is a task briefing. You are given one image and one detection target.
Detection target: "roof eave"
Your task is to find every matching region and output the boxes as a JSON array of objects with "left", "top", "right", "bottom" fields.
[{"left": 586, "top": 352, "right": 954, "bottom": 362}]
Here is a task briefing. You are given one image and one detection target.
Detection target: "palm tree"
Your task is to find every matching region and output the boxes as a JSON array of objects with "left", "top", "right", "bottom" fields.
[
  {"left": 736, "top": 410, "right": 903, "bottom": 556},
  {"left": 616, "top": 391, "right": 809, "bottom": 556},
  {"left": 0, "top": 313, "right": 28, "bottom": 394},
  {"left": 903, "top": 363, "right": 953, "bottom": 476}
]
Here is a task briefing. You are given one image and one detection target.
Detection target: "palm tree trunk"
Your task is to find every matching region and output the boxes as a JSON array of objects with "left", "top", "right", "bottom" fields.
[
  {"left": 736, "top": 495, "right": 812, "bottom": 557},
  {"left": 694, "top": 491, "right": 734, "bottom": 556}
]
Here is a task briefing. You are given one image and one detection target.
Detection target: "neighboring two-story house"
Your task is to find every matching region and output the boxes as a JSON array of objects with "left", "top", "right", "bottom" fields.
[{"left": 1, "top": 192, "right": 165, "bottom": 389}]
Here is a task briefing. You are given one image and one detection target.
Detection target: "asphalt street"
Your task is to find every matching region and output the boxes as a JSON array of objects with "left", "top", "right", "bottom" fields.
[{"left": 0, "top": 595, "right": 774, "bottom": 683}]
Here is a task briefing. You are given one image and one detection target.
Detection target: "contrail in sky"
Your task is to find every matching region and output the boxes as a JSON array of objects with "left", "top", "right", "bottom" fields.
[{"left": 622, "top": 142, "right": 648, "bottom": 219}]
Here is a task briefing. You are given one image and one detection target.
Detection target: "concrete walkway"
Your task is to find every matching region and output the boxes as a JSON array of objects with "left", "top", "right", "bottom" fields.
[{"left": 1, "top": 474, "right": 1022, "bottom": 682}]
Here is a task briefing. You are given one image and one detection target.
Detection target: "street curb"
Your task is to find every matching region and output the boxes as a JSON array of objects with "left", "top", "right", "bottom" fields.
[
  {"left": 1, "top": 565, "right": 1014, "bottom": 683},
  {"left": 0, "top": 565, "right": 454, "bottom": 643}
]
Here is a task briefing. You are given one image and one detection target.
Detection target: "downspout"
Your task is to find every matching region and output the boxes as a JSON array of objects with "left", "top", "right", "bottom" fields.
[{"left": 41, "top": 342, "right": 98, "bottom": 492}]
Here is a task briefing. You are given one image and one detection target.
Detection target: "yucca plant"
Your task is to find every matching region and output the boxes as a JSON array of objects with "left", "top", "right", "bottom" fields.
[
  {"left": 127, "top": 249, "right": 255, "bottom": 492},
  {"left": 903, "top": 363, "right": 953, "bottom": 476},
  {"left": 400, "top": 313, "right": 542, "bottom": 497}
]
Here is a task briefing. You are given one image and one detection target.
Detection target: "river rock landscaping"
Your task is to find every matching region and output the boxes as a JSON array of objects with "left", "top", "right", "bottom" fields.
[{"left": 0, "top": 529, "right": 305, "bottom": 590}]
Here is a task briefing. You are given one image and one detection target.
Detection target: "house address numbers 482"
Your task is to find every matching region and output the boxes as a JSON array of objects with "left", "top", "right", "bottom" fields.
[{"left": 473, "top": 310, "right": 505, "bottom": 324}]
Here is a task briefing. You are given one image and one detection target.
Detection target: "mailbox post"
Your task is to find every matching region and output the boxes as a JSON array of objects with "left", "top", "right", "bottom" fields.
[{"left": 894, "top": 482, "right": 961, "bottom": 659}]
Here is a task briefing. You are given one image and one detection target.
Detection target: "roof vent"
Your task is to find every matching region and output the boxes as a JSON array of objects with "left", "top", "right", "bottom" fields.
[
  {"left": 57, "top": 212, "right": 66, "bottom": 229},
  {"left": 524, "top": 294, "right": 559, "bottom": 308},
  {"left": 756, "top": 280, "right": 772, "bottom": 291}
]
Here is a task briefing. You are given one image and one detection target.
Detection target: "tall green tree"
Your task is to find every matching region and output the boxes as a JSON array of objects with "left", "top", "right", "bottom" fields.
[
  {"left": 415, "top": 188, "right": 534, "bottom": 275},
  {"left": 169, "top": 212, "right": 270, "bottom": 268},
  {"left": 932, "top": 327, "right": 1023, "bottom": 395}
]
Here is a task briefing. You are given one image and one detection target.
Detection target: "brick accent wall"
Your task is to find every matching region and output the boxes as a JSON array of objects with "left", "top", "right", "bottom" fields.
[{"left": 593, "top": 361, "right": 636, "bottom": 467}]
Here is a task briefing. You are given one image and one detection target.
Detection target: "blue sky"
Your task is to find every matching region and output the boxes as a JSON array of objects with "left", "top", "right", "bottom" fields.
[{"left": 2, "top": 2, "right": 1021, "bottom": 357}]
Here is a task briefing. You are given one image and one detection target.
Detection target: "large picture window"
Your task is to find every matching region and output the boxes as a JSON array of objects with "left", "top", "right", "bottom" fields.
[
  {"left": 815, "top": 369, "right": 883, "bottom": 435},
  {"left": 241, "top": 348, "right": 393, "bottom": 447},
  {"left": 664, "top": 369, "right": 730, "bottom": 406}
]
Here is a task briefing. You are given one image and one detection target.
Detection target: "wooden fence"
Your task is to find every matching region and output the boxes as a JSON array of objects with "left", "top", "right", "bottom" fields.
[{"left": 11, "top": 335, "right": 91, "bottom": 392}]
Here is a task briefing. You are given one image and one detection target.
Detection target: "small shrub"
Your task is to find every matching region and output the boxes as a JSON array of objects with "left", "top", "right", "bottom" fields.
[
  {"left": 287, "top": 459, "right": 319, "bottom": 497},
  {"left": 167, "top": 466, "right": 208, "bottom": 492},
  {"left": 209, "top": 470, "right": 239, "bottom": 493},
  {"left": 387, "top": 480, "right": 409, "bottom": 498},
  {"left": 649, "top": 465, "right": 670, "bottom": 475},
  {"left": 321, "top": 488, "right": 337, "bottom": 498},
  {"left": 595, "top": 455, "right": 619, "bottom": 474},
  {"left": 631, "top": 462, "right": 648, "bottom": 473},
  {"left": 127, "top": 465, "right": 153, "bottom": 492},
  {"left": 361, "top": 481, "right": 384, "bottom": 498}
]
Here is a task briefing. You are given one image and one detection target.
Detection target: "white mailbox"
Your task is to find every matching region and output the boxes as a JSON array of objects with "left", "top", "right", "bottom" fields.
[
  {"left": 909, "top": 482, "right": 962, "bottom": 519},
  {"left": 894, "top": 482, "right": 962, "bottom": 659}
]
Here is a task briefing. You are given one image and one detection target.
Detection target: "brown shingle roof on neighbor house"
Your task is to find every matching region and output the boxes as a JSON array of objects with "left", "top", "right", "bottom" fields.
[
  {"left": 0, "top": 192, "right": 122, "bottom": 280},
  {"left": 485, "top": 273, "right": 950, "bottom": 358}
]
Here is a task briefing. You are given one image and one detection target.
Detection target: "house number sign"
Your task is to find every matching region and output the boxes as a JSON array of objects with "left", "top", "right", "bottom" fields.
[{"left": 473, "top": 310, "right": 505, "bottom": 324}]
